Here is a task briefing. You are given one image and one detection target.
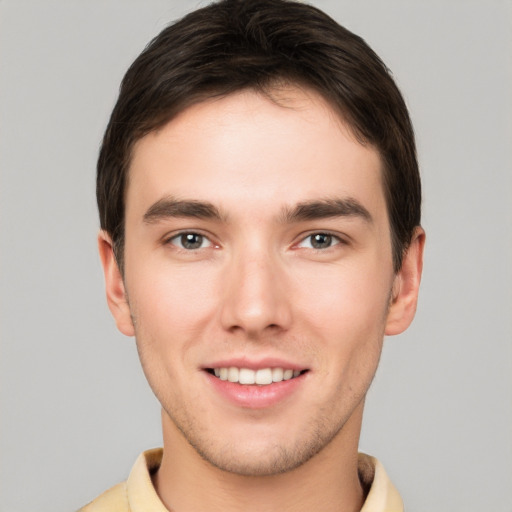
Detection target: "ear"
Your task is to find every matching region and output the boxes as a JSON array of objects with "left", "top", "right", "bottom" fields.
[
  {"left": 97, "top": 230, "right": 135, "bottom": 337},
  {"left": 385, "top": 227, "right": 425, "bottom": 336}
]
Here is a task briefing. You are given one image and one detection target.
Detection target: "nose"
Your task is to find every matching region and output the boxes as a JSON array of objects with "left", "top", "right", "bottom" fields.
[{"left": 219, "top": 247, "right": 292, "bottom": 337}]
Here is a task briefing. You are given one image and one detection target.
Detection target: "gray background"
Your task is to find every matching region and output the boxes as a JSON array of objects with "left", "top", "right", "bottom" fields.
[{"left": 1, "top": 1, "right": 511, "bottom": 511}]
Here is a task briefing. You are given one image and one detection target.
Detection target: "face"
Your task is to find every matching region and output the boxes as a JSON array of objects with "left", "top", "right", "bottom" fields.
[{"left": 100, "top": 87, "right": 423, "bottom": 476}]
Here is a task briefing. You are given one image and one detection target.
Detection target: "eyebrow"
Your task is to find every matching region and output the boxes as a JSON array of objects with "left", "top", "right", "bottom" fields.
[
  {"left": 280, "top": 198, "right": 373, "bottom": 224},
  {"left": 142, "top": 196, "right": 372, "bottom": 225},
  {"left": 143, "top": 197, "right": 225, "bottom": 223}
]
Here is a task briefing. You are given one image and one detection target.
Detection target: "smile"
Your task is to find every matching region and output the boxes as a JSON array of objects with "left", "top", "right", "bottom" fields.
[{"left": 208, "top": 367, "right": 305, "bottom": 385}]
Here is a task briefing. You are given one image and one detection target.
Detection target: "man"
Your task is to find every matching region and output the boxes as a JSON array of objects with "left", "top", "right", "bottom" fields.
[{"left": 83, "top": 0, "right": 424, "bottom": 510}]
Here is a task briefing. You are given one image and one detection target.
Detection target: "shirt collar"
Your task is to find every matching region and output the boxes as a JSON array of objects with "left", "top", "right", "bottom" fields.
[
  {"left": 126, "top": 449, "right": 403, "bottom": 512},
  {"left": 358, "top": 453, "right": 404, "bottom": 512}
]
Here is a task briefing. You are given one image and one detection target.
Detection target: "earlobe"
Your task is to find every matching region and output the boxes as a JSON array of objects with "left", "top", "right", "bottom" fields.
[
  {"left": 97, "top": 231, "right": 135, "bottom": 337},
  {"left": 385, "top": 227, "right": 425, "bottom": 336}
]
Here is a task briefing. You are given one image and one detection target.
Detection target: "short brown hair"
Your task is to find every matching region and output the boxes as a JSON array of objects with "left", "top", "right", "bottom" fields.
[{"left": 97, "top": 0, "right": 421, "bottom": 273}]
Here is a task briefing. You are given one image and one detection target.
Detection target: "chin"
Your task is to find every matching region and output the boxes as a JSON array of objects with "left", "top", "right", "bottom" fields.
[
  {"left": 193, "top": 442, "right": 318, "bottom": 477},
  {"left": 174, "top": 415, "right": 345, "bottom": 477}
]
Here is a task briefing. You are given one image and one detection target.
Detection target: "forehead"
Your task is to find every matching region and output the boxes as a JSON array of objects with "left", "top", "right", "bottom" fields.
[{"left": 126, "top": 87, "right": 386, "bottom": 223}]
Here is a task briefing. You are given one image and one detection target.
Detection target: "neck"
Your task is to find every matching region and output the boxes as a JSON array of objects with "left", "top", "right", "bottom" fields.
[{"left": 154, "top": 407, "right": 365, "bottom": 512}]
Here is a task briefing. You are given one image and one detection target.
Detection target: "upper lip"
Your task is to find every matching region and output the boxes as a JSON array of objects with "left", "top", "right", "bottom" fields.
[{"left": 202, "top": 357, "right": 308, "bottom": 371}]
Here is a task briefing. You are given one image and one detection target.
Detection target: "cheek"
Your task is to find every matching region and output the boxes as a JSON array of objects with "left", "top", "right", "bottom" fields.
[
  {"left": 295, "top": 260, "right": 391, "bottom": 369},
  {"left": 298, "top": 262, "right": 391, "bottom": 327},
  {"left": 126, "top": 260, "right": 220, "bottom": 348},
  {"left": 125, "top": 264, "right": 217, "bottom": 401}
]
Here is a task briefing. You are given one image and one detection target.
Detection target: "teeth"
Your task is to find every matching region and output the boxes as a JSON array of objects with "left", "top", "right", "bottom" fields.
[
  {"left": 255, "top": 368, "right": 272, "bottom": 385},
  {"left": 227, "top": 367, "right": 239, "bottom": 383},
  {"left": 272, "top": 367, "right": 283, "bottom": 382},
  {"left": 239, "top": 368, "right": 255, "bottom": 385},
  {"left": 211, "top": 367, "right": 302, "bottom": 385}
]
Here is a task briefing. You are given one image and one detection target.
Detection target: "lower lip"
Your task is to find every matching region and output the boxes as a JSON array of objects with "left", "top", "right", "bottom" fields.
[{"left": 205, "top": 371, "right": 306, "bottom": 409}]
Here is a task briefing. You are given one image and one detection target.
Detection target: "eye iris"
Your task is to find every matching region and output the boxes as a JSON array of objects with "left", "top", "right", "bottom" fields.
[
  {"left": 181, "top": 233, "right": 203, "bottom": 249},
  {"left": 311, "top": 233, "right": 331, "bottom": 249}
]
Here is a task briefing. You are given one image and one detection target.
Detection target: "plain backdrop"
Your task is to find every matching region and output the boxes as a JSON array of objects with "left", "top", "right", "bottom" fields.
[{"left": 1, "top": 1, "right": 511, "bottom": 511}]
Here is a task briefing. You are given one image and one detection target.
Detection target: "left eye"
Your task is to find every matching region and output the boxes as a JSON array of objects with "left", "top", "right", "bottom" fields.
[
  {"left": 168, "top": 232, "right": 212, "bottom": 250},
  {"left": 298, "top": 233, "right": 340, "bottom": 249}
]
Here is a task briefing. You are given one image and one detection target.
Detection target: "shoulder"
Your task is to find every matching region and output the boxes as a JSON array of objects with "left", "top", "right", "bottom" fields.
[{"left": 78, "top": 481, "right": 129, "bottom": 512}]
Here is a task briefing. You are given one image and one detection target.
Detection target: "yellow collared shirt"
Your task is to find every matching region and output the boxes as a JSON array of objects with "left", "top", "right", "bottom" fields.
[{"left": 80, "top": 448, "right": 403, "bottom": 512}]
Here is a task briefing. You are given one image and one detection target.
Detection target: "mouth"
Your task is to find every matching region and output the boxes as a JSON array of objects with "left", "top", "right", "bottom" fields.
[{"left": 206, "top": 367, "right": 308, "bottom": 385}]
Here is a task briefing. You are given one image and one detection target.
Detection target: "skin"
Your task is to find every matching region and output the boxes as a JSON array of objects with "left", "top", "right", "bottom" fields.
[{"left": 99, "top": 87, "right": 424, "bottom": 512}]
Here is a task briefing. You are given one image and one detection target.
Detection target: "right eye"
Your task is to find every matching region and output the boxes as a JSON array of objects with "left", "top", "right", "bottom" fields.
[{"left": 167, "top": 232, "right": 213, "bottom": 250}]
